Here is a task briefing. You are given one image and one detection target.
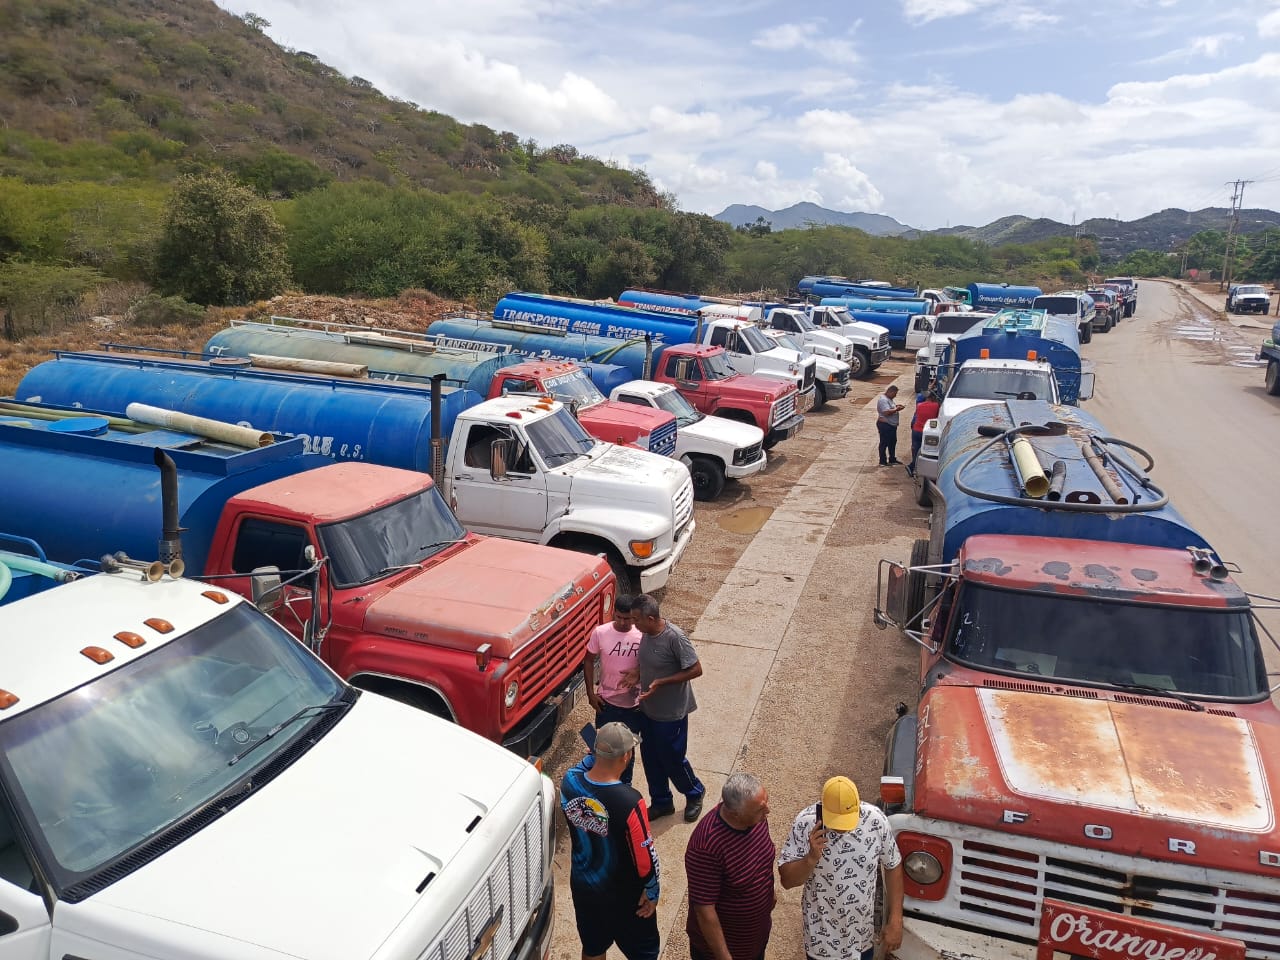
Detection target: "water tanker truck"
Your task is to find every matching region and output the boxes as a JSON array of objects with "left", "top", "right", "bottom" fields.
[
  {"left": 0, "top": 401, "right": 615, "bottom": 753},
  {"left": 965, "top": 281, "right": 1042, "bottom": 311},
  {"left": 16, "top": 351, "right": 694, "bottom": 593},
  {"left": 202, "top": 317, "right": 678, "bottom": 458},
  {"left": 1257, "top": 318, "right": 1280, "bottom": 395},
  {"left": 426, "top": 315, "right": 805, "bottom": 450},
  {"left": 818, "top": 298, "right": 936, "bottom": 349},
  {"left": 873, "top": 398, "right": 1280, "bottom": 959},
  {"left": 796, "top": 275, "right": 920, "bottom": 300},
  {"left": 0, "top": 530, "right": 561, "bottom": 960},
  {"left": 494, "top": 292, "right": 820, "bottom": 411}
]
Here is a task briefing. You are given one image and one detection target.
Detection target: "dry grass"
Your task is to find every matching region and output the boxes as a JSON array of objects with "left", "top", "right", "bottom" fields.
[{"left": 0, "top": 290, "right": 474, "bottom": 398}]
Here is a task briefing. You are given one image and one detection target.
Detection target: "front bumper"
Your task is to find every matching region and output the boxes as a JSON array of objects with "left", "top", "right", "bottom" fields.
[
  {"left": 512, "top": 877, "right": 556, "bottom": 960},
  {"left": 766, "top": 412, "right": 805, "bottom": 447},
  {"left": 1236, "top": 300, "right": 1270, "bottom": 313},
  {"left": 917, "top": 452, "right": 939, "bottom": 482},
  {"left": 726, "top": 448, "right": 767, "bottom": 479},
  {"left": 821, "top": 378, "right": 851, "bottom": 400},
  {"left": 637, "top": 516, "right": 696, "bottom": 593},
  {"left": 871, "top": 345, "right": 892, "bottom": 365},
  {"left": 502, "top": 671, "right": 584, "bottom": 758},
  {"left": 896, "top": 917, "right": 1036, "bottom": 960}
]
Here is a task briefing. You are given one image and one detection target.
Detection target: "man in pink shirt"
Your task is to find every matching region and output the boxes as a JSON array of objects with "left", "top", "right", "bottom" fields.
[{"left": 585, "top": 595, "right": 644, "bottom": 785}]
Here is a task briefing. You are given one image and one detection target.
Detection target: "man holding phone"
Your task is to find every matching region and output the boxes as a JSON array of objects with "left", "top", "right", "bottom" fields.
[
  {"left": 777, "top": 776, "right": 904, "bottom": 960},
  {"left": 875, "top": 384, "right": 906, "bottom": 467}
]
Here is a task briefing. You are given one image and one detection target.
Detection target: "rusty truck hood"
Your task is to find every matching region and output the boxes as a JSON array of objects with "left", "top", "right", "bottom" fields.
[
  {"left": 363, "top": 537, "right": 608, "bottom": 658},
  {"left": 578, "top": 400, "right": 673, "bottom": 443},
  {"left": 914, "top": 685, "right": 1280, "bottom": 876}
]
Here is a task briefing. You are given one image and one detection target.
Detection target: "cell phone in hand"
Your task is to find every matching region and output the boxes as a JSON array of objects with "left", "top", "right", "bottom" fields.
[{"left": 580, "top": 723, "right": 597, "bottom": 751}]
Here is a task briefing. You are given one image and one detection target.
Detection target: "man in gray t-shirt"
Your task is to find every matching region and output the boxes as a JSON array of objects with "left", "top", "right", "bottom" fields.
[
  {"left": 633, "top": 593, "right": 707, "bottom": 822},
  {"left": 875, "top": 384, "right": 904, "bottom": 467}
]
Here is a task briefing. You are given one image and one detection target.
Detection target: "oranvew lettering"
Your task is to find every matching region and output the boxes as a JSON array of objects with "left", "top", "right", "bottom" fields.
[{"left": 1048, "top": 910, "right": 1216, "bottom": 960}]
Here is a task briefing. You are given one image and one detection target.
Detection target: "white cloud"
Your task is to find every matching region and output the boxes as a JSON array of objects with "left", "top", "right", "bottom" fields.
[
  {"left": 812, "top": 154, "right": 884, "bottom": 211},
  {"left": 754, "top": 160, "right": 779, "bottom": 180},
  {"left": 648, "top": 106, "right": 723, "bottom": 137},
  {"left": 752, "top": 21, "right": 821, "bottom": 50},
  {"left": 1262, "top": 7, "right": 1280, "bottom": 38},
  {"left": 899, "top": 0, "right": 1058, "bottom": 27}
]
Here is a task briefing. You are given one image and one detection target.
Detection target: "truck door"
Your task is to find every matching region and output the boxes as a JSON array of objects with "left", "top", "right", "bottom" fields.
[
  {"left": 708, "top": 326, "right": 748, "bottom": 373},
  {"left": 664, "top": 355, "right": 711, "bottom": 412},
  {"left": 0, "top": 804, "right": 51, "bottom": 959},
  {"left": 905, "top": 316, "right": 933, "bottom": 352},
  {"left": 223, "top": 517, "right": 321, "bottom": 654},
  {"left": 450, "top": 423, "right": 549, "bottom": 540}
]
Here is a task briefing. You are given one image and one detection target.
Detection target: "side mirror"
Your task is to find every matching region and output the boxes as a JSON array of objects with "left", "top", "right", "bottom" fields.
[
  {"left": 250, "top": 566, "right": 283, "bottom": 613},
  {"left": 1078, "top": 371, "right": 1095, "bottom": 401},
  {"left": 303, "top": 544, "right": 317, "bottom": 565},
  {"left": 489, "top": 438, "right": 510, "bottom": 480}
]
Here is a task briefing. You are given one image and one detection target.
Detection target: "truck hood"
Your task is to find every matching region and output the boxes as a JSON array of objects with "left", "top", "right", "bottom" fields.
[
  {"left": 683, "top": 414, "right": 764, "bottom": 449},
  {"left": 720, "top": 373, "right": 793, "bottom": 403},
  {"left": 842, "top": 320, "right": 889, "bottom": 340},
  {"left": 939, "top": 397, "right": 1003, "bottom": 421},
  {"left": 579, "top": 398, "right": 672, "bottom": 443},
  {"left": 363, "top": 537, "right": 607, "bottom": 657},
  {"left": 914, "top": 685, "right": 1280, "bottom": 877},
  {"left": 568, "top": 442, "right": 690, "bottom": 505},
  {"left": 67, "top": 694, "right": 541, "bottom": 959}
]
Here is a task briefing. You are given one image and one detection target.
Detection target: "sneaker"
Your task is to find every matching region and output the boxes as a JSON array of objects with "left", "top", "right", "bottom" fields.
[
  {"left": 906, "top": 466, "right": 916, "bottom": 478},
  {"left": 684, "top": 796, "right": 704, "bottom": 822},
  {"left": 649, "top": 803, "right": 676, "bottom": 820},
  {"left": 888, "top": 459, "right": 903, "bottom": 465},
  {"left": 878, "top": 462, "right": 888, "bottom": 467}
]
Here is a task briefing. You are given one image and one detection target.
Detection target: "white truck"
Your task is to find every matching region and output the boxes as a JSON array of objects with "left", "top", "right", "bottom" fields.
[
  {"left": 802, "top": 305, "right": 893, "bottom": 376},
  {"left": 699, "top": 317, "right": 819, "bottom": 412},
  {"left": 760, "top": 306, "right": 856, "bottom": 365},
  {"left": 445, "top": 394, "right": 696, "bottom": 592},
  {"left": 608, "top": 380, "right": 767, "bottom": 500},
  {"left": 756, "top": 327, "right": 852, "bottom": 407},
  {"left": 1032, "top": 290, "right": 1097, "bottom": 344},
  {"left": 0, "top": 565, "right": 557, "bottom": 960},
  {"left": 914, "top": 357, "right": 1062, "bottom": 505},
  {"left": 912, "top": 311, "right": 996, "bottom": 392}
]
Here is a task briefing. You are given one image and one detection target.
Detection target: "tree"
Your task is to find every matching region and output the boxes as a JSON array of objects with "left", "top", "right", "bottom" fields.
[
  {"left": 737, "top": 216, "right": 772, "bottom": 237},
  {"left": 153, "top": 170, "right": 291, "bottom": 306}
]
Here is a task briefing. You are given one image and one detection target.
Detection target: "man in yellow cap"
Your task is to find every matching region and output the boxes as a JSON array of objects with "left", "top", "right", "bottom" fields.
[{"left": 777, "top": 776, "right": 903, "bottom": 959}]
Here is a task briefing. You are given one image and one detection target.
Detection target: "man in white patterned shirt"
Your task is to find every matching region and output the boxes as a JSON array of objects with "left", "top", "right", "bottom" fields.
[{"left": 778, "top": 776, "right": 904, "bottom": 960}]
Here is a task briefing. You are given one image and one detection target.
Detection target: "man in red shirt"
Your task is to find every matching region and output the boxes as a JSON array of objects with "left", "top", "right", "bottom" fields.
[
  {"left": 907, "top": 388, "right": 941, "bottom": 479},
  {"left": 684, "top": 772, "right": 776, "bottom": 960}
]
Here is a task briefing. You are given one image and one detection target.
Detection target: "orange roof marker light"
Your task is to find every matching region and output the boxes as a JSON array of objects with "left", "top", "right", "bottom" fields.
[
  {"left": 979, "top": 348, "right": 990, "bottom": 359},
  {"left": 81, "top": 646, "right": 114, "bottom": 664},
  {"left": 0, "top": 689, "right": 18, "bottom": 710},
  {"left": 1027, "top": 350, "right": 1038, "bottom": 361},
  {"left": 113, "top": 631, "right": 146, "bottom": 649}
]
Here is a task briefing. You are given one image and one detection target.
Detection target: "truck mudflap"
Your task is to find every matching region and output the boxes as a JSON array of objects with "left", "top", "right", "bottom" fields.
[
  {"left": 502, "top": 670, "right": 584, "bottom": 758},
  {"left": 511, "top": 877, "right": 555, "bottom": 960},
  {"left": 637, "top": 515, "right": 696, "bottom": 593},
  {"left": 766, "top": 412, "right": 804, "bottom": 448}
]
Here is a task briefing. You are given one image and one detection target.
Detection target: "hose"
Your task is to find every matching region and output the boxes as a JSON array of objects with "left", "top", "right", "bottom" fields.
[
  {"left": 0, "top": 551, "right": 80, "bottom": 582},
  {"left": 0, "top": 561, "right": 10, "bottom": 602},
  {"left": 953, "top": 424, "right": 1169, "bottom": 513}
]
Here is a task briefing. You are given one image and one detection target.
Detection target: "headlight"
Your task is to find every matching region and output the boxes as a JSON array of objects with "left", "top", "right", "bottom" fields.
[
  {"left": 635, "top": 434, "right": 651, "bottom": 450},
  {"left": 903, "top": 850, "right": 944, "bottom": 885},
  {"left": 629, "top": 538, "right": 656, "bottom": 559},
  {"left": 504, "top": 680, "right": 519, "bottom": 708},
  {"left": 924, "top": 436, "right": 939, "bottom": 447},
  {"left": 602, "top": 591, "right": 613, "bottom": 616}
]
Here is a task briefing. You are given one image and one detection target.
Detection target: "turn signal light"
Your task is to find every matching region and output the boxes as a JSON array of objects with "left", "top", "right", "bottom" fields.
[
  {"left": 476, "top": 643, "right": 493, "bottom": 671},
  {"left": 979, "top": 348, "right": 990, "bottom": 359},
  {"left": 629, "top": 538, "right": 656, "bottom": 559},
  {"left": 81, "top": 646, "right": 115, "bottom": 664},
  {"left": 880, "top": 776, "right": 906, "bottom": 805},
  {"left": 114, "top": 631, "right": 146, "bottom": 649}
]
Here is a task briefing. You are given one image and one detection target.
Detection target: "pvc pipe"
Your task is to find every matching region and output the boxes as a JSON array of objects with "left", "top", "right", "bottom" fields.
[
  {"left": 1080, "top": 440, "right": 1129, "bottom": 504},
  {"left": 1010, "top": 436, "right": 1049, "bottom": 499},
  {"left": 0, "top": 551, "right": 78, "bottom": 582},
  {"left": 125, "top": 403, "right": 273, "bottom": 449},
  {"left": 249, "top": 354, "right": 369, "bottom": 378}
]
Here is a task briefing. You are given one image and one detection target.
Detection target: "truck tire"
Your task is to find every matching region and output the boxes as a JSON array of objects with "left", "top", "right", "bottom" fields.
[
  {"left": 914, "top": 368, "right": 930, "bottom": 394},
  {"left": 915, "top": 477, "right": 931, "bottom": 508},
  {"left": 813, "top": 382, "right": 829, "bottom": 410},
  {"left": 1079, "top": 323, "right": 1092, "bottom": 344},
  {"left": 905, "top": 538, "right": 930, "bottom": 631},
  {"left": 848, "top": 348, "right": 871, "bottom": 380},
  {"left": 688, "top": 455, "right": 726, "bottom": 501},
  {"left": 1267, "top": 359, "right": 1280, "bottom": 396}
]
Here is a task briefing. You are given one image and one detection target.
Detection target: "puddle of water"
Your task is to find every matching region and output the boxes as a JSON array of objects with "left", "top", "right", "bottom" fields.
[{"left": 719, "top": 505, "right": 774, "bottom": 534}]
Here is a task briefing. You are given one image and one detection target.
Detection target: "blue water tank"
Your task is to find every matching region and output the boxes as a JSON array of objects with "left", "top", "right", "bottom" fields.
[
  {"left": 203, "top": 322, "right": 519, "bottom": 395},
  {"left": 966, "top": 282, "right": 1043, "bottom": 311},
  {"left": 0, "top": 412, "right": 320, "bottom": 574},
  {"left": 798, "top": 276, "right": 917, "bottom": 298},
  {"left": 818, "top": 300, "right": 915, "bottom": 343},
  {"left": 494, "top": 292, "right": 699, "bottom": 345},
  {"left": 816, "top": 296, "right": 927, "bottom": 315},
  {"left": 617, "top": 290, "right": 704, "bottom": 316},
  {"left": 934, "top": 400, "right": 1209, "bottom": 563},
  {"left": 16, "top": 352, "right": 481, "bottom": 475}
]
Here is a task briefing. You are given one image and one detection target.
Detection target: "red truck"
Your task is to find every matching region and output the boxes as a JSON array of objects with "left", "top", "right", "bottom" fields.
[{"left": 0, "top": 411, "right": 614, "bottom": 756}]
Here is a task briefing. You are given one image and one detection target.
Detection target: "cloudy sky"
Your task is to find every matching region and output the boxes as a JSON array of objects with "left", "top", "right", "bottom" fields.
[{"left": 214, "top": 0, "right": 1280, "bottom": 229}]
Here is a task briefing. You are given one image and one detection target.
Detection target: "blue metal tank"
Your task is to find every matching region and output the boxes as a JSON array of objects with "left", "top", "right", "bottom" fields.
[
  {"left": 943, "top": 309, "right": 1087, "bottom": 404},
  {"left": 966, "top": 282, "right": 1043, "bottom": 311},
  {"left": 818, "top": 300, "right": 916, "bottom": 343},
  {"left": 0, "top": 411, "right": 321, "bottom": 574},
  {"left": 817, "top": 296, "right": 927, "bottom": 315},
  {"left": 617, "top": 290, "right": 704, "bottom": 316},
  {"left": 933, "top": 399, "right": 1210, "bottom": 564},
  {"left": 494, "top": 292, "right": 700, "bottom": 345},
  {"left": 16, "top": 352, "right": 481, "bottom": 475},
  {"left": 428, "top": 316, "right": 663, "bottom": 386},
  {"left": 203, "top": 321, "right": 520, "bottom": 395},
  {"left": 798, "top": 276, "right": 918, "bottom": 298}
]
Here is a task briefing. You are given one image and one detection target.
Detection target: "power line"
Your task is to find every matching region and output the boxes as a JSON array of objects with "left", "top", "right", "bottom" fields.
[{"left": 1220, "top": 178, "right": 1254, "bottom": 290}]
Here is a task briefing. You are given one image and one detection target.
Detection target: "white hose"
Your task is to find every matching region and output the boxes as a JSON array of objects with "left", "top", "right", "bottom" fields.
[{"left": 124, "top": 403, "right": 273, "bottom": 449}]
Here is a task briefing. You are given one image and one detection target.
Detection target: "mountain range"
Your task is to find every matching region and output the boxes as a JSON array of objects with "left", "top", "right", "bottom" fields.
[{"left": 714, "top": 203, "right": 1280, "bottom": 255}]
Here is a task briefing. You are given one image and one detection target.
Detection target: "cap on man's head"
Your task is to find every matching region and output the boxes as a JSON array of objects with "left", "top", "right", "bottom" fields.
[
  {"left": 596, "top": 722, "right": 641, "bottom": 758},
  {"left": 821, "top": 776, "right": 861, "bottom": 831}
]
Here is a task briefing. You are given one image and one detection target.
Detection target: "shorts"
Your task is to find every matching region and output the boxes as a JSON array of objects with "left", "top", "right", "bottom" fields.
[{"left": 572, "top": 892, "right": 660, "bottom": 960}]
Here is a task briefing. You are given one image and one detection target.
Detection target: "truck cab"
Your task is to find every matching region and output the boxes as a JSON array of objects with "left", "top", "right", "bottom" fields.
[
  {"left": 609, "top": 380, "right": 766, "bottom": 500},
  {"left": 1103, "top": 276, "right": 1138, "bottom": 316},
  {"left": 700, "top": 317, "right": 818, "bottom": 411},
  {"left": 759, "top": 307, "right": 856, "bottom": 365},
  {"left": 442, "top": 394, "right": 696, "bottom": 593},
  {"left": 1033, "top": 290, "right": 1097, "bottom": 344},
  {"left": 802, "top": 305, "right": 892, "bottom": 377},
  {"left": 755, "top": 326, "right": 851, "bottom": 407},
  {"left": 488, "top": 359, "right": 678, "bottom": 457},
  {"left": 913, "top": 310, "right": 995, "bottom": 392},
  {"left": 0, "top": 569, "right": 558, "bottom": 960}
]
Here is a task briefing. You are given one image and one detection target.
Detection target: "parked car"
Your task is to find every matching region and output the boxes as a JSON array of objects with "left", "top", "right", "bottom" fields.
[{"left": 1226, "top": 283, "right": 1272, "bottom": 315}]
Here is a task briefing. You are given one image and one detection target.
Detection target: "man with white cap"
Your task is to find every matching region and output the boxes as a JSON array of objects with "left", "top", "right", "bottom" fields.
[{"left": 777, "top": 776, "right": 903, "bottom": 960}]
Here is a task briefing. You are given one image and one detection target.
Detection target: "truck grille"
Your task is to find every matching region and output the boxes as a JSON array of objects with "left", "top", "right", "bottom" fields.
[
  {"left": 954, "top": 839, "right": 1280, "bottom": 958},
  {"left": 422, "top": 801, "right": 545, "bottom": 960},
  {"left": 878, "top": 333, "right": 890, "bottom": 349},
  {"left": 516, "top": 590, "right": 601, "bottom": 709},
  {"left": 733, "top": 441, "right": 763, "bottom": 466},
  {"left": 649, "top": 418, "right": 678, "bottom": 458},
  {"left": 833, "top": 368, "right": 850, "bottom": 385},
  {"left": 771, "top": 392, "right": 796, "bottom": 428},
  {"left": 673, "top": 477, "right": 694, "bottom": 534}
]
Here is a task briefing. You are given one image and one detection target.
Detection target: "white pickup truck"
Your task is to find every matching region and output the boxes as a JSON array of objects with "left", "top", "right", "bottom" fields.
[
  {"left": 609, "top": 380, "right": 767, "bottom": 500},
  {"left": 0, "top": 567, "right": 556, "bottom": 960},
  {"left": 914, "top": 358, "right": 1061, "bottom": 506}
]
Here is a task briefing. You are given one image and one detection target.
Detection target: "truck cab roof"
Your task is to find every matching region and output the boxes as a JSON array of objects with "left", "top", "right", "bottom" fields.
[
  {"left": 231, "top": 461, "right": 433, "bottom": 525},
  {"left": 959, "top": 534, "right": 1248, "bottom": 607}
]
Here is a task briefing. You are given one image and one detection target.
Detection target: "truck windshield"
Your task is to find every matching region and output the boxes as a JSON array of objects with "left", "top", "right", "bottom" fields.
[
  {"left": 825, "top": 308, "right": 855, "bottom": 326},
  {"left": 527, "top": 407, "right": 597, "bottom": 467},
  {"left": 541, "top": 370, "right": 606, "bottom": 408},
  {"left": 701, "top": 352, "right": 735, "bottom": 381},
  {"left": 933, "top": 316, "right": 983, "bottom": 335},
  {"left": 1033, "top": 296, "right": 1081, "bottom": 315},
  {"left": 946, "top": 584, "right": 1268, "bottom": 700},
  {"left": 736, "top": 325, "right": 774, "bottom": 354},
  {"left": 652, "top": 388, "right": 703, "bottom": 427},
  {"left": 320, "top": 488, "right": 467, "bottom": 587},
  {"left": 1237, "top": 286, "right": 1266, "bottom": 295},
  {"left": 0, "top": 603, "right": 348, "bottom": 895},
  {"left": 948, "top": 367, "right": 1055, "bottom": 400}
]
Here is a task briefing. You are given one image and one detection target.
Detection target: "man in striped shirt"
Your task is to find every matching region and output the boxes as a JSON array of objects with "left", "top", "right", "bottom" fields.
[{"left": 684, "top": 773, "right": 777, "bottom": 960}]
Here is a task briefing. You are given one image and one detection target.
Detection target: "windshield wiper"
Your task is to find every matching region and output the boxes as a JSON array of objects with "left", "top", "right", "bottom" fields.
[
  {"left": 228, "top": 701, "right": 349, "bottom": 766},
  {"left": 543, "top": 449, "right": 589, "bottom": 462},
  {"left": 1108, "top": 682, "right": 1205, "bottom": 712}
]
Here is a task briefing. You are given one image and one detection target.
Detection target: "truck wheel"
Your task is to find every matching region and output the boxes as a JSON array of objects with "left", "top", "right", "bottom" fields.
[
  {"left": 689, "top": 456, "right": 726, "bottom": 501},
  {"left": 914, "top": 368, "right": 929, "bottom": 394},
  {"left": 1079, "top": 323, "right": 1092, "bottom": 344},
  {"left": 905, "top": 538, "right": 930, "bottom": 631},
  {"left": 848, "top": 348, "right": 871, "bottom": 380},
  {"left": 552, "top": 536, "right": 637, "bottom": 593},
  {"left": 813, "top": 382, "right": 829, "bottom": 410},
  {"left": 915, "top": 477, "right": 931, "bottom": 508},
  {"left": 1267, "top": 360, "right": 1280, "bottom": 396}
]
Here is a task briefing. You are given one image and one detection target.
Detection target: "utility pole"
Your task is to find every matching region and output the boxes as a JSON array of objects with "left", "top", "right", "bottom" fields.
[{"left": 1220, "top": 178, "right": 1254, "bottom": 290}]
